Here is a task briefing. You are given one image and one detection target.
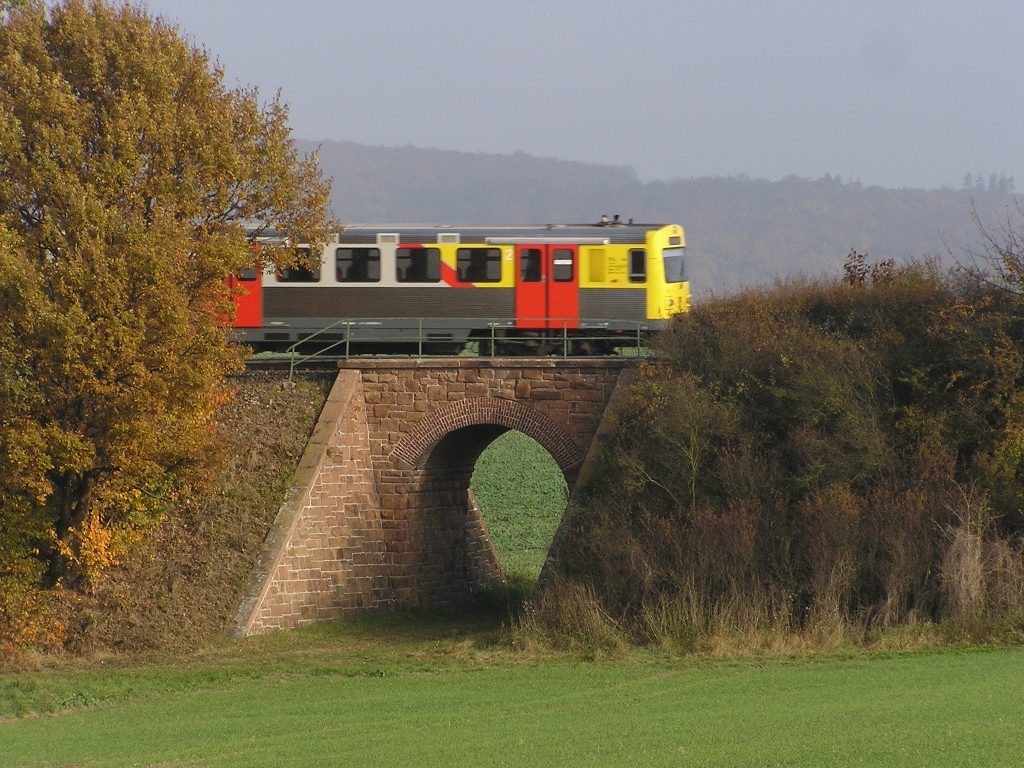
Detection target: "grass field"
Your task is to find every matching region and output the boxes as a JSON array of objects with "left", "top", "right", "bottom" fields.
[
  {"left": 470, "top": 430, "right": 568, "bottom": 579},
  {"left": 2, "top": 611, "right": 1023, "bottom": 767}
]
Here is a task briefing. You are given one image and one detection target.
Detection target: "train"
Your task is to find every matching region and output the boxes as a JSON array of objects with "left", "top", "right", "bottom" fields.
[{"left": 229, "top": 218, "right": 689, "bottom": 355}]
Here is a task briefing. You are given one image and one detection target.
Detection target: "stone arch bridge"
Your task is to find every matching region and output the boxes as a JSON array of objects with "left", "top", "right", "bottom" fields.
[{"left": 232, "top": 358, "right": 634, "bottom": 637}]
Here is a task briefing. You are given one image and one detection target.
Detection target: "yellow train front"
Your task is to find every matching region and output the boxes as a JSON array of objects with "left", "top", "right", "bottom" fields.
[{"left": 232, "top": 220, "right": 689, "bottom": 354}]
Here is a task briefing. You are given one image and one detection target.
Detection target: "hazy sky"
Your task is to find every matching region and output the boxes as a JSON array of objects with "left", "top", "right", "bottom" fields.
[{"left": 142, "top": 0, "right": 1022, "bottom": 190}]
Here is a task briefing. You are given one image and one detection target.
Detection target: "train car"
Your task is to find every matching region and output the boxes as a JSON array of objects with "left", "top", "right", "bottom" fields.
[{"left": 231, "top": 218, "right": 688, "bottom": 354}]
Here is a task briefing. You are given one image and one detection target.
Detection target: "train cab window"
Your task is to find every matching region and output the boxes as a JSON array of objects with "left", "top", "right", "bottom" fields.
[
  {"left": 663, "top": 247, "right": 686, "bottom": 283},
  {"left": 277, "top": 264, "right": 321, "bottom": 282},
  {"left": 236, "top": 267, "right": 259, "bottom": 281},
  {"left": 552, "top": 248, "right": 574, "bottom": 282},
  {"left": 396, "top": 247, "right": 441, "bottom": 282},
  {"left": 457, "top": 248, "right": 502, "bottom": 283},
  {"left": 336, "top": 247, "right": 381, "bottom": 282},
  {"left": 520, "top": 248, "right": 542, "bottom": 282},
  {"left": 628, "top": 249, "right": 647, "bottom": 283}
]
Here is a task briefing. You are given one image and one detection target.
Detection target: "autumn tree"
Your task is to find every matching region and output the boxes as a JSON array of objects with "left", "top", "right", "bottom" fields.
[{"left": 0, "top": 0, "right": 331, "bottom": 595}]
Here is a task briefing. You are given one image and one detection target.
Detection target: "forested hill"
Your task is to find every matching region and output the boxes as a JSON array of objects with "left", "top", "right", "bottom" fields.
[{"left": 297, "top": 139, "right": 1019, "bottom": 295}]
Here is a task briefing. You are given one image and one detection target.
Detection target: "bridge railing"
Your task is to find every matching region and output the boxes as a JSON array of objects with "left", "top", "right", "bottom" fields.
[{"left": 264, "top": 317, "right": 654, "bottom": 381}]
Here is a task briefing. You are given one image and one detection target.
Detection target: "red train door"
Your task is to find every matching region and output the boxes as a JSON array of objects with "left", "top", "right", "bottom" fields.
[
  {"left": 516, "top": 245, "right": 546, "bottom": 329},
  {"left": 514, "top": 244, "right": 579, "bottom": 329},
  {"left": 548, "top": 245, "right": 579, "bottom": 329},
  {"left": 230, "top": 266, "right": 262, "bottom": 328}
]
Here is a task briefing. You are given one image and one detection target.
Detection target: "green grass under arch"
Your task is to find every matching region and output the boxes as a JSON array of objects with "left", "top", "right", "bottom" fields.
[{"left": 470, "top": 430, "right": 568, "bottom": 580}]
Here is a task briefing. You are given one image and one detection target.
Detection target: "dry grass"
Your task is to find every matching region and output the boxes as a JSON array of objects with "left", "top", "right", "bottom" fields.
[{"left": 514, "top": 575, "right": 1023, "bottom": 659}]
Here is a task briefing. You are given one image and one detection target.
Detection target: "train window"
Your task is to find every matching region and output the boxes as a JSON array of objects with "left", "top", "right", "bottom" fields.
[
  {"left": 588, "top": 249, "right": 606, "bottom": 282},
  {"left": 663, "top": 247, "right": 686, "bottom": 283},
  {"left": 277, "top": 264, "right": 321, "bottom": 282},
  {"left": 628, "top": 249, "right": 646, "bottom": 283},
  {"left": 236, "top": 267, "right": 258, "bottom": 281},
  {"left": 278, "top": 247, "right": 321, "bottom": 282},
  {"left": 520, "top": 248, "right": 542, "bottom": 282},
  {"left": 457, "top": 248, "right": 502, "bottom": 282},
  {"left": 396, "top": 247, "right": 441, "bottom": 282},
  {"left": 336, "top": 247, "right": 381, "bottom": 282},
  {"left": 552, "top": 248, "right": 574, "bottom": 282}
]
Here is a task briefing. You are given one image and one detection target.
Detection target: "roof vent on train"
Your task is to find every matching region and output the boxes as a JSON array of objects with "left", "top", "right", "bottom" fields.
[
  {"left": 437, "top": 232, "right": 460, "bottom": 244},
  {"left": 598, "top": 214, "right": 627, "bottom": 227},
  {"left": 376, "top": 233, "right": 399, "bottom": 245}
]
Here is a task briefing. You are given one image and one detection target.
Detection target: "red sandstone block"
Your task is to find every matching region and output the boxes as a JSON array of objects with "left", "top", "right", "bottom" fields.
[
  {"left": 379, "top": 494, "right": 406, "bottom": 510},
  {"left": 373, "top": 405, "right": 391, "bottom": 418},
  {"left": 530, "top": 388, "right": 561, "bottom": 400},
  {"left": 466, "top": 383, "right": 488, "bottom": 397}
]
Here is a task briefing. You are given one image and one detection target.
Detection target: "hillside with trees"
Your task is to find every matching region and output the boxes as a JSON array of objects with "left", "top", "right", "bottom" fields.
[{"left": 300, "top": 139, "right": 1018, "bottom": 295}]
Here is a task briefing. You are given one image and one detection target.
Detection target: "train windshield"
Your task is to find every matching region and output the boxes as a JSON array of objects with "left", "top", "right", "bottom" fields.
[{"left": 663, "top": 247, "right": 685, "bottom": 283}]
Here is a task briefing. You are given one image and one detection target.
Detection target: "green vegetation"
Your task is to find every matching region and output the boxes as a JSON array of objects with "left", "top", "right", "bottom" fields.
[
  {"left": 471, "top": 430, "right": 567, "bottom": 579},
  {"left": 1, "top": 619, "right": 1023, "bottom": 766}
]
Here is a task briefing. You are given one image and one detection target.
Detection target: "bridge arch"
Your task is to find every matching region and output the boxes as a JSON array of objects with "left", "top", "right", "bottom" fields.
[
  {"left": 233, "top": 359, "right": 632, "bottom": 635},
  {"left": 391, "top": 397, "right": 585, "bottom": 481}
]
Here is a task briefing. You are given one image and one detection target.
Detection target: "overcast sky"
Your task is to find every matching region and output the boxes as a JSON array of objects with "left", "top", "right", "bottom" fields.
[{"left": 142, "top": 0, "right": 1022, "bottom": 190}]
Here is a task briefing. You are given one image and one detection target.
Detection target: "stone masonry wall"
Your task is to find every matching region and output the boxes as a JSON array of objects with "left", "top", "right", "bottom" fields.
[
  {"left": 352, "top": 359, "right": 628, "bottom": 609},
  {"left": 232, "top": 371, "right": 391, "bottom": 636},
  {"left": 233, "top": 359, "right": 630, "bottom": 635}
]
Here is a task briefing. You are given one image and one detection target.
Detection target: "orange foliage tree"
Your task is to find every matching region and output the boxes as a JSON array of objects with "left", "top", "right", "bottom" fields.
[{"left": 0, "top": 0, "right": 331, "bottom": 599}]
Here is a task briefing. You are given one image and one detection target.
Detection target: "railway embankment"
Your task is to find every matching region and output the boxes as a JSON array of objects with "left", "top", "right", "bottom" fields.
[{"left": 77, "top": 371, "right": 333, "bottom": 655}]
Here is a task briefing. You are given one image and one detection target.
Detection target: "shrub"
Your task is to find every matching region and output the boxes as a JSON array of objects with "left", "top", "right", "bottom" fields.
[{"left": 540, "top": 257, "right": 1024, "bottom": 644}]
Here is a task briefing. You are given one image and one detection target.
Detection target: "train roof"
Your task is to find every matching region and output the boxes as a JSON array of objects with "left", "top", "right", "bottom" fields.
[{"left": 336, "top": 222, "right": 679, "bottom": 246}]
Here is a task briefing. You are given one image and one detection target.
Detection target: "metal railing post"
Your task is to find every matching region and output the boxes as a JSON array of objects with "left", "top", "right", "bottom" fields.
[
  {"left": 417, "top": 318, "right": 423, "bottom": 357},
  {"left": 562, "top": 319, "right": 568, "bottom": 357},
  {"left": 490, "top": 323, "right": 496, "bottom": 357}
]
